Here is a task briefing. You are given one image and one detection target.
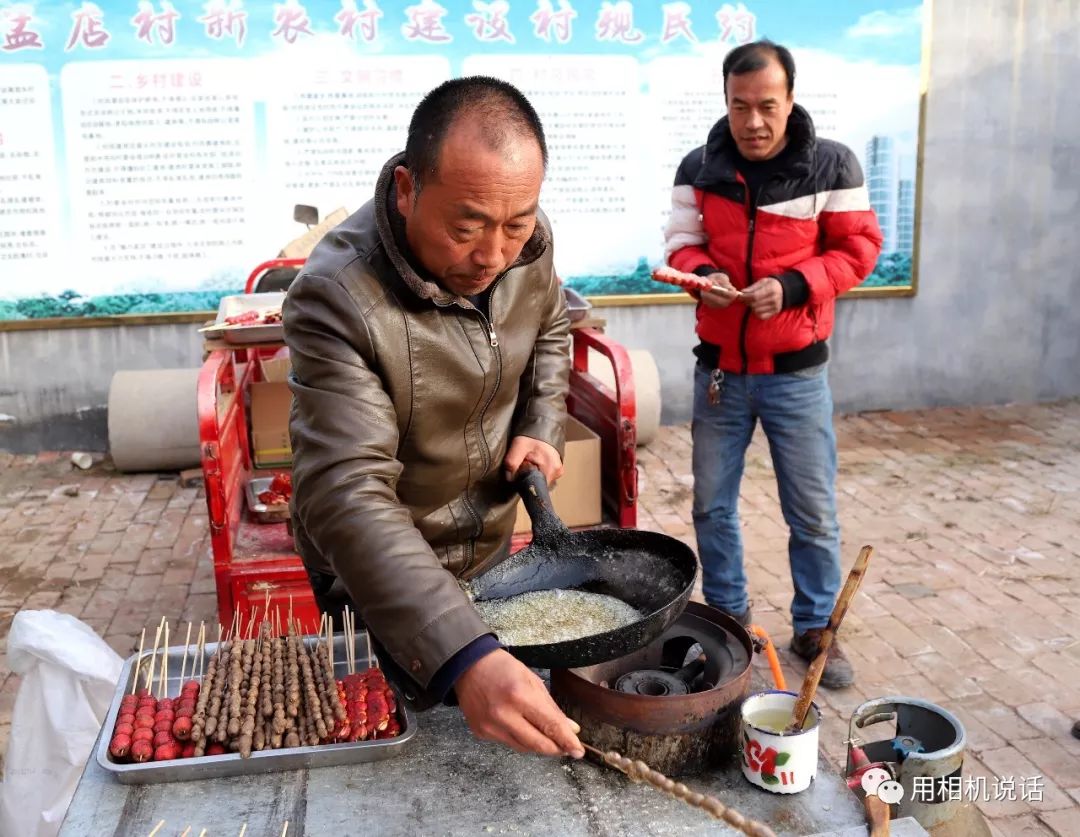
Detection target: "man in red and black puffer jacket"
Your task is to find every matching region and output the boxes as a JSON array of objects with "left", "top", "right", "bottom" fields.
[{"left": 665, "top": 40, "right": 882, "bottom": 689}]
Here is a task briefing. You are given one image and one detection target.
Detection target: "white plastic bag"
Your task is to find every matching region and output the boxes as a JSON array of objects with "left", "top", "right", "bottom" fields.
[{"left": 0, "top": 610, "right": 123, "bottom": 837}]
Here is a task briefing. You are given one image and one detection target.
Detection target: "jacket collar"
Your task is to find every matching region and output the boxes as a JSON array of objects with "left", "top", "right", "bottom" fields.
[
  {"left": 372, "top": 152, "right": 550, "bottom": 306},
  {"left": 698, "top": 104, "right": 817, "bottom": 188}
]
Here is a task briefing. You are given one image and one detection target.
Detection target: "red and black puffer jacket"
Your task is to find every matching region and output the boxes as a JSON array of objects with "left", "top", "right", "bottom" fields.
[{"left": 665, "top": 106, "right": 883, "bottom": 375}]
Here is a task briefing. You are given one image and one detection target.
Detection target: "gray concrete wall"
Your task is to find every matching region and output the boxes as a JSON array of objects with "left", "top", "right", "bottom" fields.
[
  {"left": 2, "top": 0, "right": 1078, "bottom": 450},
  {"left": 0, "top": 325, "right": 202, "bottom": 452}
]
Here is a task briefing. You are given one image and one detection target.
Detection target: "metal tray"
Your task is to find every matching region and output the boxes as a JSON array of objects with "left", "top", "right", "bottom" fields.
[
  {"left": 96, "top": 633, "right": 416, "bottom": 784},
  {"left": 563, "top": 287, "right": 592, "bottom": 322},
  {"left": 245, "top": 477, "right": 291, "bottom": 524},
  {"left": 214, "top": 292, "right": 286, "bottom": 345}
]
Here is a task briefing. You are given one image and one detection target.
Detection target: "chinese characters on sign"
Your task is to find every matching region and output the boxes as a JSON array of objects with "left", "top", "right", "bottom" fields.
[
  {"left": 403, "top": 0, "right": 452, "bottom": 43},
  {"left": 131, "top": 1, "right": 179, "bottom": 46},
  {"left": 336, "top": 0, "right": 382, "bottom": 42},
  {"left": 463, "top": 54, "right": 640, "bottom": 276},
  {"left": 60, "top": 60, "right": 257, "bottom": 287},
  {"left": 200, "top": 0, "right": 248, "bottom": 47},
  {"left": 1, "top": 6, "right": 44, "bottom": 52},
  {"left": 66, "top": 3, "right": 111, "bottom": 51},
  {"left": 263, "top": 56, "right": 450, "bottom": 219},
  {"left": 6, "top": 0, "right": 762, "bottom": 50},
  {"left": 0, "top": 65, "right": 61, "bottom": 279}
]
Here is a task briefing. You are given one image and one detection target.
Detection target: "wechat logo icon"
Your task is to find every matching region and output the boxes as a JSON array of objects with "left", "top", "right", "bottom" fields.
[{"left": 862, "top": 767, "right": 905, "bottom": 805}]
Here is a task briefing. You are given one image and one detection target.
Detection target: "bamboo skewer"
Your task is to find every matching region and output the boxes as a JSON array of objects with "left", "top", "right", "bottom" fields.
[
  {"left": 131, "top": 628, "right": 147, "bottom": 695},
  {"left": 345, "top": 607, "right": 356, "bottom": 675},
  {"left": 327, "top": 618, "right": 334, "bottom": 673},
  {"left": 580, "top": 744, "right": 776, "bottom": 837},
  {"left": 197, "top": 308, "right": 281, "bottom": 334},
  {"left": 785, "top": 545, "right": 874, "bottom": 735},
  {"left": 342, "top": 608, "right": 349, "bottom": 674},
  {"left": 197, "top": 622, "right": 206, "bottom": 680},
  {"left": 179, "top": 826, "right": 191, "bottom": 837},
  {"left": 238, "top": 824, "right": 247, "bottom": 837},
  {"left": 179, "top": 622, "right": 192, "bottom": 685},
  {"left": 160, "top": 621, "right": 170, "bottom": 699},
  {"left": 147, "top": 820, "right": 165, "bottom": 837},
  {"left": 281, "top": 821, "right": 289, "bottom": 837},
  {"left": 145, "top": 621, "right": 164, "bottom": 692}
]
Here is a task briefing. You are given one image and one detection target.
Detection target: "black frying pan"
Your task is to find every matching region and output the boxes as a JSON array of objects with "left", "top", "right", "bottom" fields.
[{"left": 466, "top": 468, "right": 697, "bottom": 669}]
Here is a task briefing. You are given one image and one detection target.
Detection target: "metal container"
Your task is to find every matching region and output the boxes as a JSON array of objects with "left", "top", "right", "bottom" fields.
[
  {"left": 214, "top": 292, "right": 286, "bottom": 345},
  {"left": 551, "top": 603, "right": 753, "bottom": 776},
  {"left": 96, "top": 634, "right": 416, "bottom": 784},
  {"left": 245, "top": 477, "right": 291, "bottom": 524},
  {"left": 846, "top": 697, "right": 980, "bottom": 834}
]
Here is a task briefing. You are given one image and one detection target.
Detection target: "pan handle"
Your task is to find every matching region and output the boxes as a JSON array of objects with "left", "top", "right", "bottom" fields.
[{"left": 515, "top": 465, "right": 571, "bottom": 545}]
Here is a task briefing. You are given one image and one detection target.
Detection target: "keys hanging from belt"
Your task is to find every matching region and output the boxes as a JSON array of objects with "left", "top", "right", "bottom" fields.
[{"left": 708, "top": 368, "right": 724, "bottom": 405}]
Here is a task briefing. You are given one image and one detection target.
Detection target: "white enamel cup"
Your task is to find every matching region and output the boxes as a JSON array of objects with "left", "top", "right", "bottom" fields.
[{"left": 740, "top": 690, "right": 821, "bottom": 794}]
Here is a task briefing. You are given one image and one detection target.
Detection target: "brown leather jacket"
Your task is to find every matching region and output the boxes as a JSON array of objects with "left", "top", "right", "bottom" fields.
[{"left": 283, "top": 152, "right": 570, "bottom": 690}]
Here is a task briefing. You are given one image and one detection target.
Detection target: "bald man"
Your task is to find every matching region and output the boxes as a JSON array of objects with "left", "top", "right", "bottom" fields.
[{"left": 284, "top": 77, "right": 582, "bottom": 759}]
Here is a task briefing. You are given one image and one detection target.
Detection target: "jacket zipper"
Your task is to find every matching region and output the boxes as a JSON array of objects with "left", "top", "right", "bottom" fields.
[
  {"left": 454, "top": 279, "right": 505, "bottom": 564},
  {"left": 740, "top": 182, "right": 758, "bottom": 376}
]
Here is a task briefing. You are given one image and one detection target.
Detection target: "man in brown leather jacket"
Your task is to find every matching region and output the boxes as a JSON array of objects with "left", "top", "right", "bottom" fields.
[{"left": 283, "top": 77, "right": 583, "bottom": 760}]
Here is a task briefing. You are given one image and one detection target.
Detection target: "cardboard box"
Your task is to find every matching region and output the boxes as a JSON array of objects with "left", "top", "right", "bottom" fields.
[
  {"left": 259, "top": 353, "right": 291, "bottom": 384},
  {"left": 513, "top": 416, "right": 602, "bottom": 534},
  {"left": 250, "top": 381, "right": 293, "bottom": 468}
]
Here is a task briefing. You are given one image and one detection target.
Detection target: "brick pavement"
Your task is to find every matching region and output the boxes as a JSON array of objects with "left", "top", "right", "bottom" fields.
[{"left": 1, "top": 400, "right": 1078, "bottom": 834}]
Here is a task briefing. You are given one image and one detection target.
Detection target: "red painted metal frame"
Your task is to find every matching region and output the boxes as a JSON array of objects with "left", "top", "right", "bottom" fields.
[
  {"left": 243, "top": 258, "right": 305, "bottom": 294},
  {"left": 568, "top": 328, "right": 638, "bottom": 528},
  {"left": 198, "top": 326, "right": 639, "bottom": 630}
]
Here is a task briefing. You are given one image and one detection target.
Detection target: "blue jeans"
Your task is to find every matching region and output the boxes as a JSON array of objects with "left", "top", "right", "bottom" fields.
[{"left": 691, "top": 362, "right": 841, "bottom": 634}]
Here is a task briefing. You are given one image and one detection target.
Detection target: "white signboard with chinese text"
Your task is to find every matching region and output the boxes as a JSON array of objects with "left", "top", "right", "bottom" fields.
[{"left": 0, "top": 0, "right": 923, "bottom": 321}]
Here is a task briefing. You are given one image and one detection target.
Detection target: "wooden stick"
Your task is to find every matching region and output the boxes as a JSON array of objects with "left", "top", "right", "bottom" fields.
[
  {"left": 346, "top": 607, "right": 353, "bottom": 672},
  {"left": 147, "top": 820, "right": 165, "bottom": 837},
  {"left": 352, "top": 611, "right": 359, "bottom": 674},
  {"left": 197, "top": 830, "right": 207, "bottom": 837},
  {"left": 327, "top": 618, "right": 334, "bottom": 673},
  {"left": 786, "top": 545, "right": 874, "bottom": 734},
  {"left": 179, "top": 827, "right": 191, "bottom": 837},
  {"left": 197, "top": 308, "right": 280, "bottom": 333},
  {"left": 180, "top": 622, "right": 193, "bottom": 684},
  {"left": 340, "top": 607, "right": 347, "bottom": 673},
  {"left": 581, "top": 744, "right": 775, "bottom": 836},
  {"left": 238, "top": 824, "right": 247, "bottom": 837},
  {"left": 197, "top": 622, "right": 206, "bottom": 680},
  {"left": 365, "top": 621, "right": 375, "bottom": 670},
  {"left": 281, "top": 821, "right": 289, "bottom": 837},
  {"left": 161, "top": 620, "right": 170, "bottom": 699},
  {"left": 131, "top": 627, "right": 147, "bottom": 695},
  {"left": 145, "top": 621, "right": 163, "bottom": 692},
  {"left": 866, "top": 793, "right": 891, "bottom": 836}
]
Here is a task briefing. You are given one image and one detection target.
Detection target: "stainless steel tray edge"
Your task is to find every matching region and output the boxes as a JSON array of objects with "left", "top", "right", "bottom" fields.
[
  {"left": 244, "top": 477, "right": 291, "bottom": 524},
  {"left": 96, "top": 634, "right": 416, "bottom": 785}
]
